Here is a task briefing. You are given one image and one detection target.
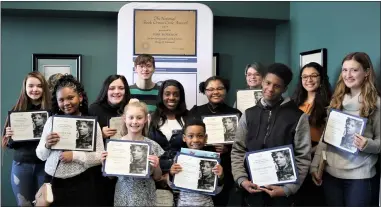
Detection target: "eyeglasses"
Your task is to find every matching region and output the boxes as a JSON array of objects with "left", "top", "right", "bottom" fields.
[
  {"left": 137, "top": 64, "right": 153, "bottom": 69},
  {"left": 301, "top": 74, "right": 320, "bottom": 81},
  {"left": 205, "top": 87, "right": 225, "bottom": 93},
  {"left": 246, "top": 73, "right": 261, "bottom": 77}
]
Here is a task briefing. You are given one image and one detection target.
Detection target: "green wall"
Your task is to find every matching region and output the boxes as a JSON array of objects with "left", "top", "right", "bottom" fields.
[
  {"left": 214, "top": 17, "right": 276, "bottom": 104},
  {"left": 1, "top": 1, "right": 290, "bottom": 20},
  {"left": 1, "top": 8, "right": 277, "bottom": 206},
  {"left": 288, "top": 2, "right": 380, "bottom": 93}
]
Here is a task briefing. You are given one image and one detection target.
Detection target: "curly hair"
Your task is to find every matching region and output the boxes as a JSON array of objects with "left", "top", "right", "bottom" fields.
[
  {"left": 329, "top": 52, "right": 379, "bottom": 118},
  {"left": 47, "top": 73, "right": 64, "bottom": 93},
  {"left": 51, "top": 74, "right": 89, "bottom": 115},
  {"left": 198, "top": 76, "right": 230, "bottom": 94}
]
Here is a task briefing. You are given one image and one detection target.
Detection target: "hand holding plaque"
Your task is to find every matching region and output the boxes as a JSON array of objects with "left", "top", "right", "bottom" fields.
[{"left": 323, "top": 109, "right": 367, "bottom": 154}]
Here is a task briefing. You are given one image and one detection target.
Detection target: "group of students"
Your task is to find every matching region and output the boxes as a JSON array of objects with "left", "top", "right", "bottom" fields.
[{"left": 2, "top": 52, "right": 380, "bottom": 207}]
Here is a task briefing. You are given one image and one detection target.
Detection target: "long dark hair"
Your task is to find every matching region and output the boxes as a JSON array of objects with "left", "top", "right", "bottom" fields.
[
  {"left": 292, "top": 62, "right": 332, "bottom": 127},
  {"left": 150, "top": 79, "right": 188, "bottom": 130},
  {"left": 93, "top": 75, "right": 131, "bottom": 114},
  {"left": 51, "top": 75, "right": 89, "bottom": 115}
]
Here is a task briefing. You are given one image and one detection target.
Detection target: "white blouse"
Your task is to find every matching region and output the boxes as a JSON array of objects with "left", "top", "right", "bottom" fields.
[
  {"left": 36, "top": 116, "right": 104, "bottom": 179},
  {"left": 159, "top": 119, "right": 183, "bottom": 141}
]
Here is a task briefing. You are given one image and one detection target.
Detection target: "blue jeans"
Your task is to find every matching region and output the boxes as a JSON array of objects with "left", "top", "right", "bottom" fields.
[
  {"left": 323, "top": 172, "right": 373, "bottom": 207},
  {"left": 11, "top": 161, "right": 45, "bottom": 206}
]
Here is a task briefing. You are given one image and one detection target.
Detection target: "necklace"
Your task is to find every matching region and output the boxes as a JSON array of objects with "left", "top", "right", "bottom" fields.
[{"left": 207, "top": 104, "right": 217, "bottom": 114}]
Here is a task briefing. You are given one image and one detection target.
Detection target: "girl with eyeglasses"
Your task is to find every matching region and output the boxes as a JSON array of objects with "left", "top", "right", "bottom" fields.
[
  {"left": 292, "top": 62, "right": 332, "bottom": 206},
  {"left": 233, "top": 62, "right": 266, "bottom": 109}
]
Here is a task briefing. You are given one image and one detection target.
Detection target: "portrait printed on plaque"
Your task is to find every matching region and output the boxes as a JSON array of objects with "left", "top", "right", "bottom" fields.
[
  {"left": 75, "top": 120, "right": 94, "bottom": 150},
  {"left": 31, "top": 113, "right": 48, "bottom": 138},
  {"left": 197, "top": 160, "right": 218, "bottom": 191},
  {"left": 129, "top": 144, "right": 149, "bottom": 174},
  {"left": 222, "top": 117, "right": 238, "bottom": 142},
  {"left": 339, "top": 117, "right": 363, "bottom": 152},
  {"left": 271, "top": 149, "right": 296, "bottom": 182}
]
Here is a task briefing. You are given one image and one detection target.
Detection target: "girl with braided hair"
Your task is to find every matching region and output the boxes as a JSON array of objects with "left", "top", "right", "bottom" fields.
[{"left": 36, "top": 74, "right": 104, "bottom": 206}]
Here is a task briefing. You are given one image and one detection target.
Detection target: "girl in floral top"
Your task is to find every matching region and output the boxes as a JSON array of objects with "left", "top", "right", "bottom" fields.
[{"left": 102, "top": 101, "right": 164, "bottom": 206}]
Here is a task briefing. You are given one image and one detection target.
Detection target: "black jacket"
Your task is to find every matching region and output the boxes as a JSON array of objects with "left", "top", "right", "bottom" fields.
[
  {"left": 245, "top": 98, "right": 304, "bottom": 151},
  {"left": 149, "top": 120, "right": 186, "bottom": 173}
]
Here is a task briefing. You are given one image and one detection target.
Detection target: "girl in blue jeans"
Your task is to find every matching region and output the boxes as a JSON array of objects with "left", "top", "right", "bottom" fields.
[
  {"left": 2, "top": 71, "right": 51, "bottom": 206},
  {"left": 311, "top": 52, "right": 380, "bottom": 207}
]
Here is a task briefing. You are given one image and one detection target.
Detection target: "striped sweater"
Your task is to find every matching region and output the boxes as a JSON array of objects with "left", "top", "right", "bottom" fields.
[{"left": 129, "top": 83, "right": 159, "bottom": 113}]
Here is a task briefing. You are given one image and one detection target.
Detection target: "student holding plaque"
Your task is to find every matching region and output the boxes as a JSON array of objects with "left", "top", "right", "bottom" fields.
[
  {"left": 148, "top": 79, "right": 189, "bottom": 203},
  {"left": 310, "top": 52, "right": 380, "bottom": 206},
  {"left": 189, "top": 76, "right": 242, "bottom": 206},
  {"left": 88, "top": 74, "right": 132, "bottom": 206},
  {"left": 35, "top": 75, "right": 104, "bottom": 206},
  {"left": 231, "top": 63, "right": 312, "bottom": 206},
  {"left": 292, "top": 62, "right": 332, "bottom": 206},
  {"left": 101, "top": 101, "right": 164, "bottom": 206},
  {"left": 169, "top": 118, "right": 224, "bottom": 206},
  {"left": 233, "top": 62, "right": 265, "bottom": 109},
  {"left": 2, "top": 72, "right": 51, "bottom": 206},
  {"left": 129, "top": 54, "right": 160, "bottom": 114}
]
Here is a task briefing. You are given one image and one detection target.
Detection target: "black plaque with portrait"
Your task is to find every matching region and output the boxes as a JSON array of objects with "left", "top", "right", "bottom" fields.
[
  {"left": 323, "top": 109, "right": 367, "bottom": 154},
  {"left": 170, "top": 152, "right": 220, "bottom": 195},
  {"left": 8, "top": 110, "right": 50, "bottom": 142},
  {"left": 103, "top": 139, "right": 151, "bottom": 178},
  {"left": 51, "top": 115, "right": 97, "bottom": 152},
  {"left": 245, "top": 145, "right": 298, "bottom": 186},
  {"left": 201, "top": 114, "right": 239, "bottom": 144}
]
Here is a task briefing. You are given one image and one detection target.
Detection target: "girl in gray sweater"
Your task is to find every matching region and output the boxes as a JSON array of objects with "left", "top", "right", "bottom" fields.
[{"left": 311, "top": 52, "right": 380, "bottom": 207}]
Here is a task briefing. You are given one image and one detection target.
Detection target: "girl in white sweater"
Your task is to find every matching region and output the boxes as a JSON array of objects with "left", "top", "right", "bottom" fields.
[{"left": 311, "top": 52, "right": 380, "bottom": 207}]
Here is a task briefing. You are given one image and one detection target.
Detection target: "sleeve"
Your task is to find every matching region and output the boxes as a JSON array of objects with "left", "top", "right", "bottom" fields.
[
  {"left": 361, "top": 100, "right": 380, "bottom": 154},
  {"left": 282, "top": 113, "right": 312, "bottom": 196},
  {"left": 72, "top": 122, "right": 104, "bottom": 168},
  {"left": 6, "top": 138, "right": 21, "bottom": 149},
  {"left": 231, "top": 111, "right": 249, "bottom": 186},
  {"left": 36, "top": 117, "right": 53, "bottom": 161},
  {"left": 154, "top": 141, "right": 165, "bottom": 157},
  {"left": 310, "top": 138, "right": 328, "bottom": 173}
]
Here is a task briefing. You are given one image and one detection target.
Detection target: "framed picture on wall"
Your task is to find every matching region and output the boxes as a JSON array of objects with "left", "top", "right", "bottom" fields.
[
  {"left": 299, "top": 48, "right": 327, "bottom": 72},
  {"left": 32, "top": 54, "right": 82, "bottom": 82},
  {"left": 213, "top": 53, "right": 220, "bottom": 76}
]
